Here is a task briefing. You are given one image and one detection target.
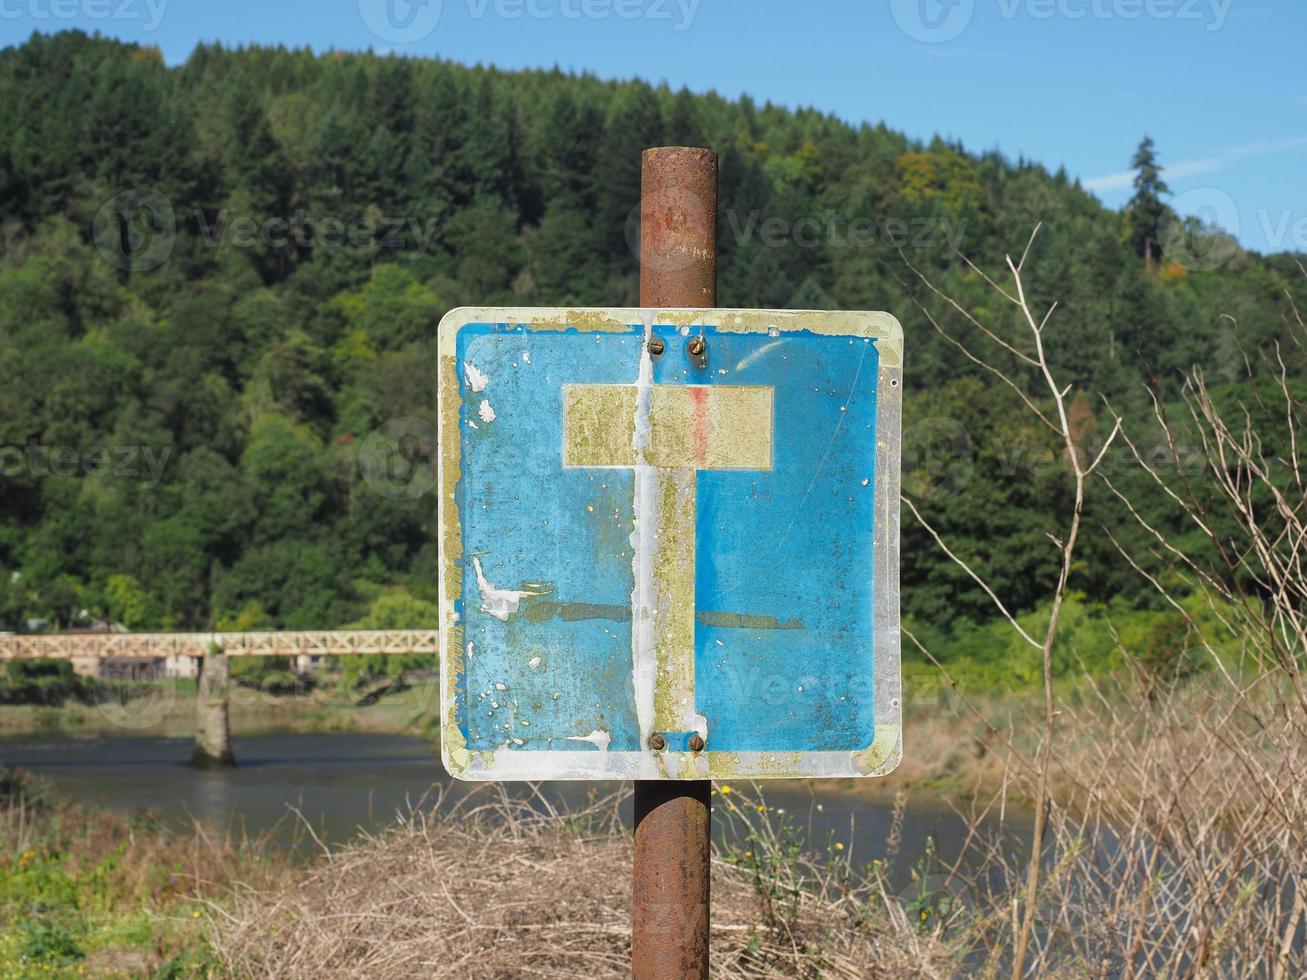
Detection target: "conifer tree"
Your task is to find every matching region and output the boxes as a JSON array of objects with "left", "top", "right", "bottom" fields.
[{"left": 1126, "top": 135, "right": 1169, "bottom": 270}]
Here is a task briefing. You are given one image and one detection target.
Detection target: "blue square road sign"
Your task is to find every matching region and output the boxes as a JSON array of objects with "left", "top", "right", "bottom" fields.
[{"left": 437, "top": 308, "right": 901, "bottom": 780}]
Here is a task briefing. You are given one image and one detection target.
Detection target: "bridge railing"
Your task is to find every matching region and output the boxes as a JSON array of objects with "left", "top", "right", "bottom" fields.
[
  {"left": 0, "top": 629, "right": 440, "bottom": 660},
  {"left": 0, "top": 628, "right": 443, "bottom": 767}
]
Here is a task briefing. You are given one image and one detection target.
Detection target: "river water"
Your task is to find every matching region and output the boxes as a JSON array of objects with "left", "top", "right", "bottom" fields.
[{"left": 0, "top": 731, "right": 1027, "bottom": 883}]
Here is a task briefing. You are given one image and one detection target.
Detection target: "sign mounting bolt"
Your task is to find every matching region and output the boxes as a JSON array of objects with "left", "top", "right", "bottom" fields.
[
  {"left": 688, "top": 734, "right": 705, "bottom": 752},
  {"left": 647, "top": 337, "right": 665, "bottom": 356},
  {"left": 687, "top": 336, "right": 705, "bottom": 357},
  {"left": 648, "top": 733, "right": 667, "bottom": 751}
]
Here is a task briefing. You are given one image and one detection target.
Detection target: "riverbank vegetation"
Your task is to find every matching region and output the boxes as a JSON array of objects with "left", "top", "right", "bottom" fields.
[
  {"left": 0, "top": 768, "right": 282, "bottom": 978},
  {"left": 4, "top": 651, "right": 1301, "bottom": 978}
]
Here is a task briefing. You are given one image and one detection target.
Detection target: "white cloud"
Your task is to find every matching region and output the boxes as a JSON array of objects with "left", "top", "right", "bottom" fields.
[
  {"left": 1082, "top": 169, "right": 1135, "bottom": 193},
  {"left": 1083, "top": 137, "right": 1307, "bottom": 194}
]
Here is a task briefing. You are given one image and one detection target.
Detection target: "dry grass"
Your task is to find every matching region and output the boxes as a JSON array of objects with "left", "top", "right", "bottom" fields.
[
  {"left": 70, "top": 259, "right": 1307, "bottom": 976},
  {"left": 933, "top": 669, "right": 1307, "bottom": 977},
  {"left": 207, "top": 788, "right": 956, "bottom": 979}
]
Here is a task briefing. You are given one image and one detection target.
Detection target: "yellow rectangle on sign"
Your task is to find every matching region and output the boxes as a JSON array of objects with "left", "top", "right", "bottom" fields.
[{"left": 563, "top": 384, "right": 773, "bottom": 470}]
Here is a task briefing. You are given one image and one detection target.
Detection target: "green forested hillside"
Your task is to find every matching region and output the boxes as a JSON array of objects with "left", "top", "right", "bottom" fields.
[{"left": 1, "top": 32, "right": 1303, "bottom": 674}]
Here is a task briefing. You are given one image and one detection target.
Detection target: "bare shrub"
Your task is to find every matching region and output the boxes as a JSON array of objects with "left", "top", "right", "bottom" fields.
[{"left": 898, "top": 237, "right": 1307, "bottom": 977}]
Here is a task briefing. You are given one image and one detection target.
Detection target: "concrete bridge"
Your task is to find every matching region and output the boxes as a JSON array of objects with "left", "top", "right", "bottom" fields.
[{"left": 0, "top": 630, "right": 439, "bottom": 766}]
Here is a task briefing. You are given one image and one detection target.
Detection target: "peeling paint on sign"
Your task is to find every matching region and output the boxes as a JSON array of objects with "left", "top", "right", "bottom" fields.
[
  {"left": 437, "top": 308, "right": 902, "bottom": 781},
  {"left": 471, "top": 556, "right": 542, "bottom": 622},
  {"left": 463, "top": 361, "right": 489, "bottom": 392}
]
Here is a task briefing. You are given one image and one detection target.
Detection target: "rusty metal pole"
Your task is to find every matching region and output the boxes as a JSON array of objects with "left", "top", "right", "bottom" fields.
[{"left": 633, "top": 146, "right": 716, "bottom": 980}]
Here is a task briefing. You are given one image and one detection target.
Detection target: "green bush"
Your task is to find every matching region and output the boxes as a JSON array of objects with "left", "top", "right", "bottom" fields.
[
  {"left": 0, "top": 660, "right": 90, "bottom": 707},
  {"left": 18, "top": 921, "right": 83, "bottom": 967},
  {"left": 903, "top": 591, "right": 1230, "bottom": 694},
  {"left": 338, "top": 589, "right": 439, "bottom": 689},
  {"left": 229, "top": 655, "right": 306, "bottom": 694}
]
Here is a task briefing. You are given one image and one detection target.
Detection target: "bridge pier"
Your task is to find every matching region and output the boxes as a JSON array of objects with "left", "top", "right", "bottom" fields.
[{"left": 191, "top": 646, "right": 234, "bottom": 768}]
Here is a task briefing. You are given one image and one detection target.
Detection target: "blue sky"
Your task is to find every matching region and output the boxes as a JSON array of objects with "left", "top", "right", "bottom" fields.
[{"left": 2, "top": 0, "right": 1302, "bottom": 254}]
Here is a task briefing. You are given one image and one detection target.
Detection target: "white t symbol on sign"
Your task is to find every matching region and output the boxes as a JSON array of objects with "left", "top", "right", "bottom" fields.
[{"left": 564, "top": 360, "right": 775, "bottom": 758}]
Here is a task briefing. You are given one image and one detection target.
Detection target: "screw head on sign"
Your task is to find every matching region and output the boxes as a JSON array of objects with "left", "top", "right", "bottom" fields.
[
  {"left": 648, "top": 734, "right": 667, "bottom": 751},
  {"left": 688, "top": 734, "right": 706, "bottom": 752},
  {"left": 647, "top": 337, "right": 665, "bottom": 356},
  {"left": 687, "top": 336, "right": 705, "bottom": 357}
]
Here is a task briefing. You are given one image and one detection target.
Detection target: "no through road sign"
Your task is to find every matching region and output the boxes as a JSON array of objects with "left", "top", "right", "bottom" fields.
[{"left": 437, "top": 307, "right": 902, "bottom": 780}]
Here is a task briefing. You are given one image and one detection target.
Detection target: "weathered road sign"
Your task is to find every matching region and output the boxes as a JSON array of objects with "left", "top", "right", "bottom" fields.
[{"left": 437, "top": 308, "right": 902, "bottom": 781}]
